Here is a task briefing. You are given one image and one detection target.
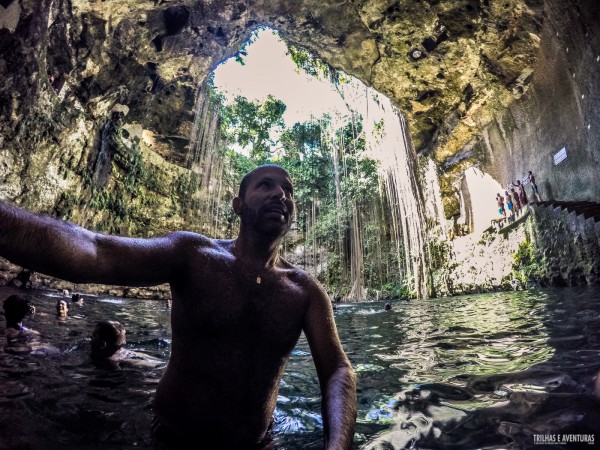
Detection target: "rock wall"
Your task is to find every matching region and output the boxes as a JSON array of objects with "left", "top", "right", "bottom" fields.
[
  {"left": 473, "top": 0, "right": 600, "bottom": 202},
  {"left": 0, "top": 0, "right": 553, "bottom": 213},
  {"left": 1, "top": 0, "right": 596, "bottom": 217},
  {"left": 0, "top": 0, "right": 599, "bottom": 296},
  {"left": 433, "top": 222, "right": 528, "bottom": 296},
  {"left": 438, "top": 0, "right": 600, "bottom": 292},
  {"left": 529, "top": 205, "right": 600, "bottom": 285}
]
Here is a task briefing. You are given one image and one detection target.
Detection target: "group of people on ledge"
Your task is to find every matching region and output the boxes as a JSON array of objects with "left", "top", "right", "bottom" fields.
[{"left": 495, "top": 170, "right": 542, "bottom": 218}]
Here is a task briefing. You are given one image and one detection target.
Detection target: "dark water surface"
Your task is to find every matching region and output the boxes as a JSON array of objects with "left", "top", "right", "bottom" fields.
[{"left": 1, "top": 286, "right": 599, "bottom": 449}]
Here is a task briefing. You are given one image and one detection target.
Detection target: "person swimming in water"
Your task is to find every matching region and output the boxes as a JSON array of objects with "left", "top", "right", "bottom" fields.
[
  {"left": 91, "top": 320, "right": 126, "bottom": 360},
  {"left": 56, "top": 299, "right": 69, "bottom": 318},
  {"left": 3, "top": 294, "right": 36, "bottom": 332},
  {"left": 0, "top": 164, "right": 356, "bottom": 449},
  {"left": 90, "top": 319, "right": 159, "bottom": 370},
  {"left": 3, "top": 295, "right": 59, "bottom": 355},
  {"left": 71, "top": 293, "right": 84, "bottom": 305}
]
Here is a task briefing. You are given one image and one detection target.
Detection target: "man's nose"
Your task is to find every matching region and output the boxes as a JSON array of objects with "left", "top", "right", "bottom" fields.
[{"left": 271, "top": 185, "right": 286, "bottom": 200}]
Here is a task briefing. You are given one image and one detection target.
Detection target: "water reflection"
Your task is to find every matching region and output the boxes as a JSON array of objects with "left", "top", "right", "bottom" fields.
[
  {"left": 1, "top": 287, "right": 599, "bottom": 449},
  {"left": 345, "top": 288, "right": 600, "bottom": 450}
]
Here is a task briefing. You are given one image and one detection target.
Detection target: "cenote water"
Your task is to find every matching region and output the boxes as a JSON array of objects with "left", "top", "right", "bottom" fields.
[{"left": 1, "top": 286, "right": 599, "bottom": 449}]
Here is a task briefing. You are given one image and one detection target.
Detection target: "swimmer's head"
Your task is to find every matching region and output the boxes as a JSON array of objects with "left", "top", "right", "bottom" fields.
[
  {"left": 56, "top": 299, "right": 69, "bottom": 317},
  {"left": 91, "top": 320, "right": 126, "bottom": 359},
  {"left": 3, "top": 295, "right": 35, "bottom": 328}
]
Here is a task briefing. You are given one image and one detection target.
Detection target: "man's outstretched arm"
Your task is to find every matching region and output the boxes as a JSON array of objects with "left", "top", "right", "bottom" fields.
[
  {"left": 303, "top": 279, "right": 357, "bottom": 450},
  {"left": 0, "top": 201, "right": 189, "bottom": 286}
]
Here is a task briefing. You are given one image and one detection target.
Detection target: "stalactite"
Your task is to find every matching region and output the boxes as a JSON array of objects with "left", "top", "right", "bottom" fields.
[
  {"left": 186, "top": 81, "right": 229, "bottom": 238},
  {"left": 92, "top": 111, "right": 125, "bottom": 188},
  {"left": 366, "top": 102, "right": 431, "bottom": 299}
]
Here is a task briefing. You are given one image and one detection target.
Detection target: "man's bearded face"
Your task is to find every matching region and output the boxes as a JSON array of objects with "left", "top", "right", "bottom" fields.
[{"left": 238, "top": 167, "right": 295, "bottom": 238}]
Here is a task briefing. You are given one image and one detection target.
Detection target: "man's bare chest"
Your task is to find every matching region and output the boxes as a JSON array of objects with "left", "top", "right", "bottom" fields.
[{"left": 173, "top": 259, "right": 307, "bottom": 346}]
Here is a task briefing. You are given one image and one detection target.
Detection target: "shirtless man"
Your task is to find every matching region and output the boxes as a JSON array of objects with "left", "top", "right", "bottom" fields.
[
  {"left": 90, "top": 319, "right": 159, "bottom": 370},
  {"left": 0, "top": 164, "right": 357, "bottom": 449},
  {"left": 527, "top": 170, "right": 542, "bottom": 202}
]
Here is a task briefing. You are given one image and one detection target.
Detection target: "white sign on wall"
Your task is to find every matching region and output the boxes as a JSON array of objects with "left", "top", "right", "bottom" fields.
[{"left": 554, "top": 147, "right": 567, "bottom": 165}]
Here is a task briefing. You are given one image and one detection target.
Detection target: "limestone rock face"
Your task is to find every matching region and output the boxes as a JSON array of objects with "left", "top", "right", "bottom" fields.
[
  {"left": 0, "top": 0, "right": 598, "bottom": 278},
  {"left": 530, "top": 206, "right": 600, "bottom": 286},
  {"left": 1, "top": 0, "right": 597, "bottom": 216},
  {"left": 0, "top": 1, "right": 594, "bottom": 186}
]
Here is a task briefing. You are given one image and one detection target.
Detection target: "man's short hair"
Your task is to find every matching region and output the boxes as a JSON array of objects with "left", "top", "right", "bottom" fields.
[
  {"left": 238, "top": 164, "right": 287, "bottom": 199},
  {"left": 92, "top": 320, "right": 126, "bottom": 356},
  {"left": 3, "top": 295, "right": 33, "bottom": 324}
]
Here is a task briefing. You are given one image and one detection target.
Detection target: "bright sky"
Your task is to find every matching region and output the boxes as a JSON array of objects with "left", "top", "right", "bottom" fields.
[{"left": 212, "top": 29, "right": 352, "bottom": 126}]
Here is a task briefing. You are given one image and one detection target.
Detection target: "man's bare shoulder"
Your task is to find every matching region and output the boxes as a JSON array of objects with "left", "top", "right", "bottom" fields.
[
  {"left": 164, "top": 230, "right": 211, "bottom": 245},
  {"left": 165, "top": 231, "right": 231, "bottom": 252},
  {"left": 163, "top": 232, "right": 237, "bottom": 270},
  {"left": 278, "top": 258, "right": 329, "bottom": 300}
]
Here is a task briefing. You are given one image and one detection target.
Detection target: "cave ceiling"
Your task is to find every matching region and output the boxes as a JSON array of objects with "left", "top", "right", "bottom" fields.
[{"left": 2, "top": 0, "right": 545, "bottom": 168}]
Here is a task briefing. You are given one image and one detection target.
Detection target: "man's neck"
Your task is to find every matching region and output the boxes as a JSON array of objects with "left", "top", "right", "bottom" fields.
[{"left": 233, "top": 228, "right": 283, "bottom": 269}]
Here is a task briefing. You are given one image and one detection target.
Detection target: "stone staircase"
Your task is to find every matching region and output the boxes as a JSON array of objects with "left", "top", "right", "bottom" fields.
[
  {"left": 492, "top": 200, "right": 600, "bottom": 233},
  {"left": 532, "top": 200, "right": 600, "bottom": 222},
  {"left": 527, "top": 200, "right": 600, "bottom": 285}
]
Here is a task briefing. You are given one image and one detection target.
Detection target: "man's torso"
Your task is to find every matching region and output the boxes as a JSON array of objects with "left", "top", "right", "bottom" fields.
[{"left": 155, "top": 239, "right": 311, "bottom": 444}]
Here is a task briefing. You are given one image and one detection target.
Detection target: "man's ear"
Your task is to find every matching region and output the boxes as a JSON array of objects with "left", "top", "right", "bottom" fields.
[{"left": 232, "top": 196, "right": 242, "bottom": 215}]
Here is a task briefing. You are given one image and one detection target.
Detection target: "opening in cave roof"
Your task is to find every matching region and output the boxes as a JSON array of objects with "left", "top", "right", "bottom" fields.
[{"left": 211, "top": 27, "right": 367, "bottom": 130}]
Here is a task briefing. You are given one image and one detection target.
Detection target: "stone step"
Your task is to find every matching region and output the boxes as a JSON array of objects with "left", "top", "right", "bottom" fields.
[
  {"left": 532, "top": 200, "right": 600, "bottom": 223},
  {"left": 535, "top": 200, "right": 594, "bottom": 207}
]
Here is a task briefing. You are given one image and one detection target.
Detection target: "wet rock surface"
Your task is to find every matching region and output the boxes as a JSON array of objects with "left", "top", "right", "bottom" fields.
[{"left": 0, "top": 0, "right": 598, "bottom": 294}]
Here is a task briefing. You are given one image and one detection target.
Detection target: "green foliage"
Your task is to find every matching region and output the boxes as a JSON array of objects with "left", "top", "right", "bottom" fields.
[
  {"left": 173, "top": 174, "right": 191, "bottom": 198},
  {"left": 277, "top": 122, "right": 334, "bottom": 211},
  {"left": 288, "top": 45, "right": 329, "bottom": 78},
  {"left": 53, "top": 191, "right": 79, "bottom": 220},
  {"left": 288, "top": 45, "right": 345, "bottom": 85},
  {"left": 512, "top": 240, "right": 540, "bottom": 283},
  {"left": 208, "top": 64, "right": 413, "bottom": 298},
  {"left": 220, "top": 95, "right": 286, "bottom": 160},
  {"left": 114, "top": 145, "right": 145, "bottom": 195},
  {"left": 381, "top": 282, "right": 410, "bottom": 300},
  {"left": 429, "top": 240, "right": 452, "bottom": 271},
  {"left": 231, "top": 29, "right": 262, "bottom": 66}
]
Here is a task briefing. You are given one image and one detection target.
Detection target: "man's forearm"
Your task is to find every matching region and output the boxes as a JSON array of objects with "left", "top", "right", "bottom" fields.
[
  {"left": 322, "top": 365, "right": 357, "bottom": 450},
  {"left": 0, "top": 201, "right": 96, "bottom": 281}
]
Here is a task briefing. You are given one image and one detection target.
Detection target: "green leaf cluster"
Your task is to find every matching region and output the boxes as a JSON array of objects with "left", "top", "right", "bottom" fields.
[
  {"left": 512, "top": 240, "right": 540, "bottom": 283},
  {"left": 220, "top": 95, "right": 286, "bottom": 161}
]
